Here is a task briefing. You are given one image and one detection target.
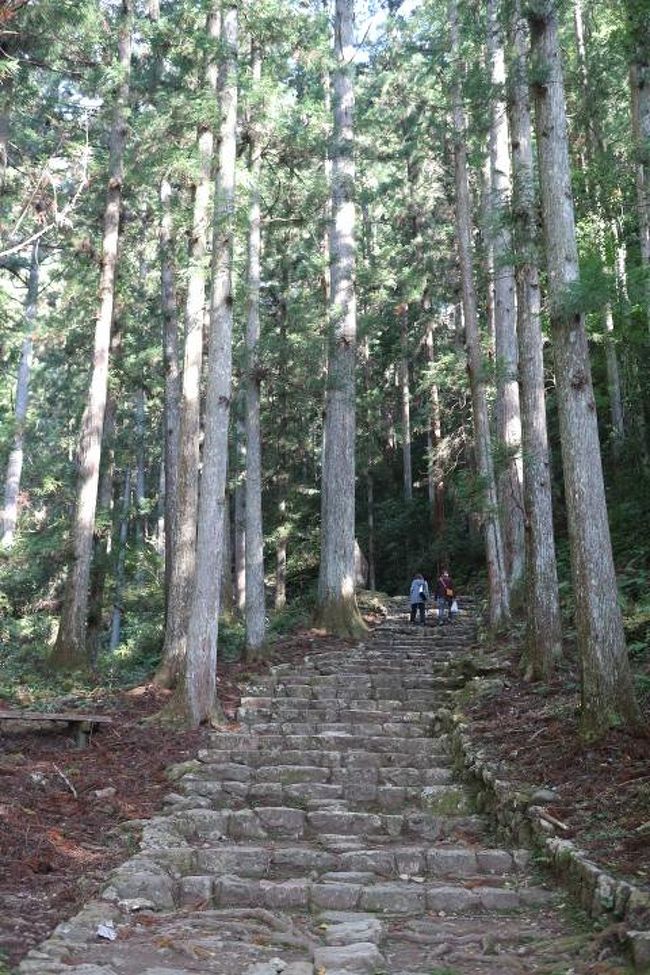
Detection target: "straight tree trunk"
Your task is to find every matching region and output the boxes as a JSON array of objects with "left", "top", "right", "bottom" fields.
[
  {"left": 244, "top": 42, "right": 266, "bottom": 656},
  {"left": 220, "top": 491, "right": 234, "bottom": 617},
  {"left": 134, "top": 387, "right": 147, "bottom": 543},
  {"left": 1, "top": 241, "right": 39, "bottom": 547},
  {"left": 627, "top": 1, "right": 650, "bottom": 324},
  {"left": 156, "top": 4, "right": 220, "bottom": 687},
  {"left": 508, "top": 0, "right": 561, "bottom": 677},
  {"left": 159, "top": 176, "right": 180, "bottom": 603},
  {"left": 184, "top": 3, "right": 239, "bottom": 726},
  {"left": 234, "top": 409, "right": 246, "bottom": 615},
  {"left": 52, "top": 1, "right": 132, "bottom": 668},
  {"left": 449, "top": 0, "right": 509, "bottom": 627},
  {"left": 316, "top": 0, "right": 365, "bottom": 638},
  {"left": 110, "top": 467, "right": 131, "bottom": 653},
  {"left": 399, "top": 304, "right": 413, "bottom": 501},
  {"left": 572, "top": 0, "right": 625, "bottom": 452},
  {"left": 529, "top": 2, "right": 640, "bottom": 736},
  {"left": 424, "top": 320, "right": 444, "bottom": 531},
  {"left": 487, "top": 0, "right": 525, "bottom": 596},
  {"left": 87, "top": 384, "right": 117, "bottom": 664}
]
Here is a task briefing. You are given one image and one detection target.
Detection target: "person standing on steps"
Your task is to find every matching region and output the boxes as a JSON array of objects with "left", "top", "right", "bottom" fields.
[
  {"left": 435, "top": 567, "right": 455, "bottom": 625},
  {"left": 408, "top": 572, "right": 429, "bottom": 625}
]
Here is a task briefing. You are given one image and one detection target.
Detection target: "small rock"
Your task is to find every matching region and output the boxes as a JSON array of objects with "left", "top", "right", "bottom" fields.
[
  {"left": 96, "top": 920, "right": 117, "bottom": 941},
  {"left": 93, "top": 787, "right": 117, "bottom": 800},
  {"left": 531, "top": 788, "right": 559, "bottom": 804}
]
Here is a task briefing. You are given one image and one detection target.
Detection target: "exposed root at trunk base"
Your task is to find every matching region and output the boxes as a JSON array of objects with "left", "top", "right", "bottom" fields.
[{"left": 314, "top": 595, "right": 367, "bottom": 639}]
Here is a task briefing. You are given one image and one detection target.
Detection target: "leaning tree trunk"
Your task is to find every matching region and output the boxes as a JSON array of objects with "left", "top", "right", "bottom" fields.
[
  {"left": 1, "top": 241, "right": 39, "bottom": 548},
  {"left": 52, "top": 1, "right": 132, "bottom": 668},
  {"left": 159, "top": 176, "right": 180, "bottom": 606},
  {"left": 487, "top": 0, "right": 525, "bottom": 595},
  {"left": 184, "top": 3, "right": 239, "bottom": 726},
  {"left": 316, "top": 0, "right": 365, "bottom": 638},
  {"left": 449, "top": 0, "right": 509, "bottom": 627},
  {"left": 244, "top": 42, "right": 266, "bottom": 656},
  {"left": 529, "top": 1, "right": 640, "bottom": 736},
  {"left": 155, "top": 3, "right": 220, "bottom": 688},
  {"left": 507, "top": 0, "right": 561, "bottom": 678}
]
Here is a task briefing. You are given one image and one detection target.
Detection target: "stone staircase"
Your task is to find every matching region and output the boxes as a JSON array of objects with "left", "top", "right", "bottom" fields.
[{"left": 19, "top": 598, "right": 626, "bottom": 974}]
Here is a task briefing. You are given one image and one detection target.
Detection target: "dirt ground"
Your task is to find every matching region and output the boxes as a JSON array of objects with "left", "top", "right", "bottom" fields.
[
  {"left": 463, "top": 652, "right": 650, "bottom": 890},
  {"left": 0, "top": 630, "right": 360, "bottom": 970}
]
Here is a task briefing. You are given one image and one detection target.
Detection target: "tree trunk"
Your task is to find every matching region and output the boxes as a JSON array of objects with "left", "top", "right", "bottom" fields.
[
  {"left": 52, "top": 1, "right": 132, "bottom": 668},
  {"left": 1, "top": 241, "right": 39, "bottom": 548},
  {"left": 507, "top": 0, "right": 561, "bottom": 677},
  {"left": 316, "top": 0, "right": 365, "bottom": 638},
  {"left": 110, "top": 467, "right": 131, "bottom": 653},
  {"left": 234, "top": 409, "right": 246, "bottom": 615},
  {"left": 220, "top": 490, "right": 234, "bottom": 617},
  {"left": 529, "top": 2, "right": 640, "bottom": 736},
  {"left": 159, "top": 176, "right": 180, "bottom": 605},
  {"left": 572, "top": 0, "right": 625, "bottom": 452},
  {"left": 155, "top": 4, "right": 220, "bottom": 687},
  {"left": 487, "top": 0, "right": 525, "bottom": 596},
  {"left": 424, "top": 320, "right": 444, "bottom": 531},
  {"left": 134, "top": 387, "right": 147, "bottom": 544},
  {"left": 87, "top": 384, "right": 117, "bottom": 665},
  {"left": 244, "top": 42, "right": 266, "bottom": 656},
  {"left": 399, "top": 304, "right": 413, "bottom": 501},
  {"left": 449, "top": 0, "right": 509, "bottom": 627},
  {"left": 627, "top": 2, "right": 650, "bottom": 325},
  {"left": 184, "top": 3, "right": 239, "bottom": 726}
]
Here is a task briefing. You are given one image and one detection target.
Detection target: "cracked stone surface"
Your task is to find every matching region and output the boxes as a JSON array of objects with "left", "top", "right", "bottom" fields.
[{"left": 18, "top": 599, "right": 631, "bottom": 973}]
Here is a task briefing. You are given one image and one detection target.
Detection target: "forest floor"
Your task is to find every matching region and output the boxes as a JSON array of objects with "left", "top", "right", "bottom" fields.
[
  {"left": 1, "top": 608, "right": 648, "bottom": 970},
  {"left": 461, "top": 635, "right": 650, "bottom": 892}
]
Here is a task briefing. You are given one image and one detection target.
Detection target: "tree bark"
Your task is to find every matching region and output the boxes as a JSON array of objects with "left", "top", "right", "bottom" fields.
[
  {"left": 424, "top": 320, "right": 445, "bottom": 531},
  {"left": 156, "top": 4, "right": 220, "bottom": 687},
  {"left": 399, "top": 304, "right": 413, "bottom": 501},
  {"left": 110, "top": 467, "right": 131, "bottom": 653},
  {"left": 134, "top": 387, "right": 147, "bottom": 544},
  {"left": 234, "top": 408, "right": 246, "bottom": 615},
  {"left": 184, "top": 3, "right": 239, "bottom": 726},
  {"left": 1, "top": 241, "right": 39, "bottom": 548},
  {"left": 507, "top": 0, "right": 561, "bottom": 677},
  {"left": 487, "top": 0, "right": 525, "bottom": 596},
  {"left": 244, "top": 42, "right": 266, "bottom": 656},
  {"left": 627, "top": 1, "right": 650, "bottom": 325},
  {"left": 449, "top": 0, "right": 509, "bottom": 627},
  {"left": 159, "top": 176, "right": 180, "bottom": 605},
  {"left": 316, "top": 0, "right": 365, "bottom": 638},
  {"left": 52, "top": 1, "right": 132, "bottom": 668},
  {"left": 529, "top": 1, "right": 640, "bottom": 735}
]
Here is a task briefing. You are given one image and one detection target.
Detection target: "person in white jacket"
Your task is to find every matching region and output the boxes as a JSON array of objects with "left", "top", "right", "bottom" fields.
[{"left": 408, "top": 572, "right": 429, "bottom": 625}]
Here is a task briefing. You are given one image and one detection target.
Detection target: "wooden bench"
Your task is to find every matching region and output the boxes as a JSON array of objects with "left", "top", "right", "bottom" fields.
[{"left": 0, "top": 710, "right": 112, "bottom": 747}]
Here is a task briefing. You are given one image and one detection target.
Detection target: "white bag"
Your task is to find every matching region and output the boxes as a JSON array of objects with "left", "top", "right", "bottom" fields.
[{"left": 450, "top": 599, "right": 458, "bottom": 614}]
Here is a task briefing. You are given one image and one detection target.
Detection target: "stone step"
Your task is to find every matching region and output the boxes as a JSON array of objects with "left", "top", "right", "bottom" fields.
[
  {"left": 185, "top": 840, "right": 531, "bottom": 883},
  {"left": 206, "top": 732, "right": 449, "bottom": 755},
  {"left": 177, "top": 775, "right": 472, "bottom": 814},
  {"left": 191, "top": 761, "right": 454, "bottom": 788},
  {"left": 240, "top": 721, "right": 433, "bottom": 739},
  {"left": 237, "top": 701, "right": 439, "bottom": 724},
  {"left": 164, "top": 805, "right": 489, "bottom": 843},
  {"left": 187, "top": 874, "right": 554, "bottom": 916},
  {"left": 199, "top": 747, "right": 453, "bottom": 770}
]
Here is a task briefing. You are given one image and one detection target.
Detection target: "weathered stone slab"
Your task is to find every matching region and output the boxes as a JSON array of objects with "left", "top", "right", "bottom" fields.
[
  {"left": 313, "top": 943, "right": 386, "bottom": 974},
  {"left": 323, "top": 917, "right": 383, "bottom": 946}
]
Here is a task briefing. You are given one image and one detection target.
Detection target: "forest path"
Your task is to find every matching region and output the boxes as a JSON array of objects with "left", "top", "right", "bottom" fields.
[{"left": 19, "top": 600, "right": 627, "bottom": 975}]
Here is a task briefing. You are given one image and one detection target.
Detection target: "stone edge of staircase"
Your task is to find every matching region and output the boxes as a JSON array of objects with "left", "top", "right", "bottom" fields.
[{"left": 436, "top": 707, "right": 650, "bottom": 970}]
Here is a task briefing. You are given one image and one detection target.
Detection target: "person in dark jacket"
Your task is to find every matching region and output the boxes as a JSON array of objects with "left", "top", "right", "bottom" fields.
[
  {"left": 409, "top": 572, "right": 429, "bottom": 625},
  {"left": 435, "top": 568, "right": 455, "bottom": 625}
]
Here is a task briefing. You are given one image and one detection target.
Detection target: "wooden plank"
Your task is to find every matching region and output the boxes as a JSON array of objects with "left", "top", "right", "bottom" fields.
[{"left": 0, "top": 711, "right": 112, "bottom": 724}]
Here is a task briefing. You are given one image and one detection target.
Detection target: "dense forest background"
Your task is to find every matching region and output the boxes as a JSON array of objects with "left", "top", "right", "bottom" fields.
[{"left": 0, "top": 0, "right": 648, "bottom": 730}]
